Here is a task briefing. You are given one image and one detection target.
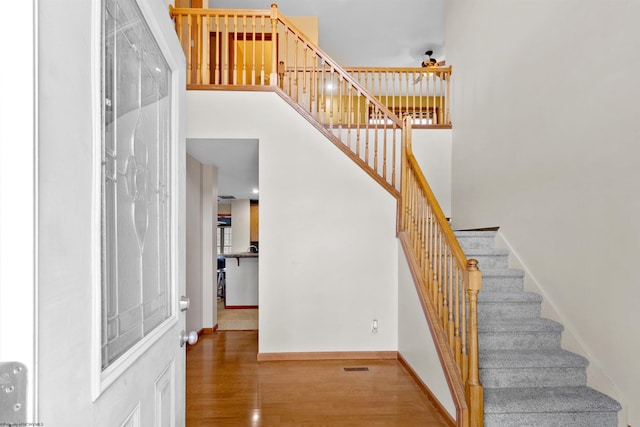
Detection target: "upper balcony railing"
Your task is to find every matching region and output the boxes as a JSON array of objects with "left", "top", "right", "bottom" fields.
[
  {"left": 170, "top": 4, "right": 404, "bottom": 195},
  {"left": 344, "top": 67, "right": 451, "bottom": 128},
  {"left": 169, "top": 5, "right": 451, "bottom": 129}
]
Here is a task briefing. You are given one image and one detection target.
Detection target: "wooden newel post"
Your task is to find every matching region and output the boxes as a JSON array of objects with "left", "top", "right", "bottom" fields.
[
  {"left": 270, "top": 4, "right": 279, "bottom": 85},
  {"left": 466, "top": 258, "right": 483, "bottom": 427}
]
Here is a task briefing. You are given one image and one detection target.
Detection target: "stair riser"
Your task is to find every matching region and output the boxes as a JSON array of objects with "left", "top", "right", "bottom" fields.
[
  {"left": 472, "top": 254, "right": 509, "bottom": 269},
  {"left": 480, "top": 367, "right": 587, "bottom": 388},
  {"left": 478, "top": 302, "right": 541, "bottom": 320},
  {"left": 456, "top": 236, "right": 496, "bottom": 250},
  {"left": 482, "top": 276, "right": 524, "bottom": 292},
  {"left": 479, "top": 331, "right": 561, "bottom": 350},
  {"left": 484, "top": 412, "right": 618, "bottom": 427}
]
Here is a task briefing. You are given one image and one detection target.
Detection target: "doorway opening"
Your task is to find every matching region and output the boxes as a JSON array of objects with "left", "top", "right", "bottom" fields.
[{"left": 186, "top": 138, "right": 259, "bottom": 333}]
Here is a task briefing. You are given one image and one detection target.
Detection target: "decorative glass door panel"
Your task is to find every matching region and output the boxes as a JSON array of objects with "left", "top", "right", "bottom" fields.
[{"left": 101, "top": 0, "right": 172, "bottom": 370}]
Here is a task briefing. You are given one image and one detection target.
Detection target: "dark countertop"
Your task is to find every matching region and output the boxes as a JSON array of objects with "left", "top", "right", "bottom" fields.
[{"left": 222, "top": 252, "right": 259, "bottom": 258}]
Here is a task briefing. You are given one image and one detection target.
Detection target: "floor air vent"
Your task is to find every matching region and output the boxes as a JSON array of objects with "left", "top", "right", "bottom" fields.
[{"left": 343, "top": 367, "right": 369, "bottom": 372}]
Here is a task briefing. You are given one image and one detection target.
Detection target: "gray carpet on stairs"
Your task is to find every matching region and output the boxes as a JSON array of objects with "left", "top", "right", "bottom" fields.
[{"left": 454, "top": 230, "right": 621, "bottom": 427}]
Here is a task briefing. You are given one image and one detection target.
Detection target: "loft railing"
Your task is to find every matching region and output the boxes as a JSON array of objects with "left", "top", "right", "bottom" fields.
[
  {"left": 169, "top": 5, "right": 479, "bottom": 426},
  {"left": 400, "top": 116, "right": 483, "bottom": 426},
  {"left": 169, "top": 6, "right": 451, "bottom": 129},
  {"left": 278, "top": 66, "right": 452, "bottom": 129},
  {"left": 343, "top": 67, "right": 451, "bottom": 128},
  {"left": 170, "top": 4, "right": 402, "bottom": 195}
]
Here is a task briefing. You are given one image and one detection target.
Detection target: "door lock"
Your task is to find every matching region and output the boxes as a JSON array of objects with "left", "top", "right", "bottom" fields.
[{"left": 179, "top": 296, "right": 190, "bottom": 312}]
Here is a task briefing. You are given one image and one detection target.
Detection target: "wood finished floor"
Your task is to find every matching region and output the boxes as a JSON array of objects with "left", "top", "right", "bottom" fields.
[{"left": 187, "top": 331, "right": 451, "bottom": 426}]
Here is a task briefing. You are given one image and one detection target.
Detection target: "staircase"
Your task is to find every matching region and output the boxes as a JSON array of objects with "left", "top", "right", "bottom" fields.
[
  {"left": 454, "top": 230, "right": 621, "bottom": 427},
  {"left": 171, "top": 6, "right": 625, "bottom": 425}
]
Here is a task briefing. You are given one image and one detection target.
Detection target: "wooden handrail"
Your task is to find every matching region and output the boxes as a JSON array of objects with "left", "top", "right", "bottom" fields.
[
  {"left": 401, "top": 116, "right": 483, "bottom": 426},
  {"left": 404, "top": 145, "right": 467, "bottom": 271},
  {"left": 274, "top": 12, "right": 402, "bottom": 127},
  {"left": 169, "top": 7, "right": 270, "bottom": 17},
  {"left": 273, "top": 11, "right": 403, "bottom": 191},
  {"left": 343, "top": 66, "right": 452, "bottom": 73},
  {"left": 169, "top": 4, "right": 403, "bottom": 193}
]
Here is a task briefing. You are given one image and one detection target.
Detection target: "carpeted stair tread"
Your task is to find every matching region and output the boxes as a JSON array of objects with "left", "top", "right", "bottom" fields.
[
  {"left": 480, "top": 349, "right": 588, "bottom": 388},
  {"left": 479, "top": 291, "right": 542, "bottom": 303},
  {"left": 478, "top": 317, "right": 563, "bottom": 333},
  {"left": 454, "top": 230, "right": 498, "bottom": 250},
  {"left": 484, "top": 386, "right": 622, "bottom": 414},
  {"left": 479, "top": 349, "right": 588, "bottom": 369}
]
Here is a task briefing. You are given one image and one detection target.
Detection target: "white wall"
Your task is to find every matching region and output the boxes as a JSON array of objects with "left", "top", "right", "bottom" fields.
[
  {"left": 412, "top": 129, "right": 452, "bottom": 218},
  {"left": 201, "top": 164, "right": 216, "bottom": 328},
  {"left": 230, "top": 199, "right": 251, "bottom": 253},
  {"left": 398, "top": 240, "right": 455, "bottom": 418},
  {"left": 446, "top": 1, "right": 640, "bottom": 425},
  {"left": 186, "top": 155, "right": 204, "bottom": 333},
  {"left": 186, "top": 155, "right": 217, "bottom": 332},
  {"left": 206, "top": 164, "right": 218, "bottom": 327},
  {"left": 288, "top": 16, "right": 319, "bottom": 44},
  {"left": 187, "top": 91, "right": 399, "bottom": 354}
]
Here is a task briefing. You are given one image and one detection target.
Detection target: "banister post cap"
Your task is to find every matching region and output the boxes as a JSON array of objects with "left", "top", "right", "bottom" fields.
[{"left": 467, "top": 259, "right": 482, "bottom": 292}]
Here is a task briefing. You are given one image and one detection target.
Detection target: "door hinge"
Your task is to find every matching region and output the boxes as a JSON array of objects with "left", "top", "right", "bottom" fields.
[{"left": 0, "top": 362, "right": 27, "bottom": 423}]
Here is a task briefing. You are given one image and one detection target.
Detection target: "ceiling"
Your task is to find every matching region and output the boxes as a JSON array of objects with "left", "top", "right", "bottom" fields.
[
  {"left": 190, "top": 1, "right": 445, "bottom": 201},
  {"left": 186, "top": 138, "right": 259, "bottom": 202},
  {"left": 210, "top": 0, "right": 446, "bottom": 67}
]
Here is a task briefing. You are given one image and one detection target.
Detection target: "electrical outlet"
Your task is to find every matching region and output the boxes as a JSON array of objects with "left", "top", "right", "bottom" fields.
[{"left": 371, "top": 319, "right": 378, "bottom": 334}]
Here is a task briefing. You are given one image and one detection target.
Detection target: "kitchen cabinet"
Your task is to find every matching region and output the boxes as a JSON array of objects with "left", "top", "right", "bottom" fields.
[{"left": 250, "top": 203, "right": 259, "bottom": 242}]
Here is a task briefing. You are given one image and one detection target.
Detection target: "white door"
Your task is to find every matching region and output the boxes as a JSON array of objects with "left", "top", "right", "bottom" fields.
[{"left": 36, "top": 0, "right": 189, "bottom": 426}]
